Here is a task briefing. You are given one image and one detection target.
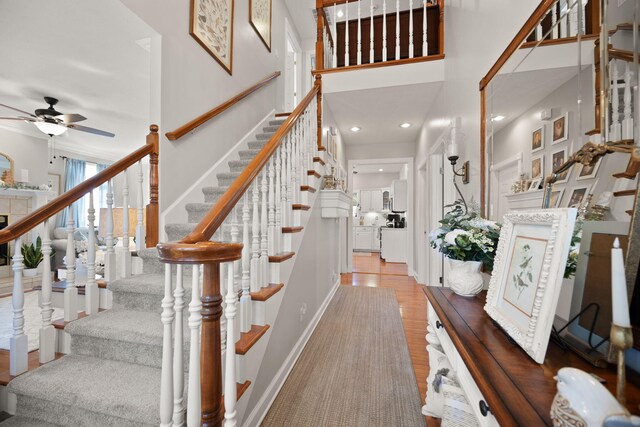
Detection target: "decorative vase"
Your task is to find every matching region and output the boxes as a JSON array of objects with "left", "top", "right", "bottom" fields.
[
  {"left": 446, "top": 258, "right": 484, "bottom": 297},
  {"left": 23, "top": 268, "right": 38, "bottom": 278}
]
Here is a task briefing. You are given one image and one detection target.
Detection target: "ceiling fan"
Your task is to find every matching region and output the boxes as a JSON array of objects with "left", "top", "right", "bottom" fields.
[{"left": 0, "top": 97, "right": 115, "bottom": 138}]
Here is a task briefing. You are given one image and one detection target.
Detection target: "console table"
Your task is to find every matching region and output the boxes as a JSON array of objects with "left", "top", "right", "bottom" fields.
[{"left": 422, "top": 286, "right": 640, "bottom": 426}]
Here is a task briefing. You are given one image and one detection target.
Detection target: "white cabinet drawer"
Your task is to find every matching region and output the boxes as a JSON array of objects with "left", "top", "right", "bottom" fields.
[{"left": 455, "top": 356, "right": 500, "bottom": 427}]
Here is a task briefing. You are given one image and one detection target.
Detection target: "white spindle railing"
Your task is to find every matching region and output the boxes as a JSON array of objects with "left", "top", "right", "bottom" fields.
[
  {"left": 395, "top": 0, "right": 400, "bottom": 60},
  {"left": 345, "top": 0, "right": 350, "bottom": 67},
  {"left": 370, "top": 0, "right": 375, "bottom": 63},
  {"left": 383, "top": 0, "right": 388, "bottom": 61},
  {"left": 611, "top": 60, "right": 622, "bottom": 141},
  {"left": 423, "top": 0, "right": 428, "bottom": 55},
  {"left": 64, "top": 207, "right": 77, "bottom": 322},
  {"left": 10, "top": 236, "right": 27, "bottom": 376},
  {"left": 39, "top": 219, "right": 55, "bottom": 364},
  {"left": 534, "top": 0, "right": 588, "bottom": 42},
  {"left": 122, "top": 169, "right": 131, "bottom": 279},
  {"left": 357, "top": 0, "right": 362, "bottom": 64},
  {"left": 86, "top": 192, "right": 99, "bottom": 315},
  {"left": 105, "top": 179, "right": 116, "bottom": 282},
  {"left": 136, "top": 161, "right": 145, "bottom": 251},
  {"left": 158, "top": 92, "right": 319, "bottom": 424},
  {"left": 623, "top": 61, "right": 634, "bottom": 140},
  {"left": 409, "top": 0, "right": 414, "bottom": 58}
]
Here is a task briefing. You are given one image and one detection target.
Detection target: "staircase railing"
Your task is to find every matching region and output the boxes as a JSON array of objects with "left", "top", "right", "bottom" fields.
[
  {"left": 156, "top": 76, "right": 324, "bottom": 426},
  {"left": 316, "top": 0, "right": 444, "bottom": 72},
  {"left": 522, "top": 0, "right": 599, "bottom": 47},
  {"left": 165, "top": 72, "right": 281, "bottom": 141},
  {"left": 5, "top": 125, "right": 159, "bottom": 376}
]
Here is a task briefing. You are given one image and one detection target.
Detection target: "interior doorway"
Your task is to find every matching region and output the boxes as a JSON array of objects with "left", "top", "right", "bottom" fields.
[{"left": 284, "top": 19, "right": 301, "bottom": 112}]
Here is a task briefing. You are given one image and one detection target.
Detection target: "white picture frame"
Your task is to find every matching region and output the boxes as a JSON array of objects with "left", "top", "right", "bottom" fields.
[
  {"left": 551, "top": 113, "right": 569, "bottom": 144},
  {"left": 484, "top": 208, "right": 577, "bottom": 364},
  {"left": 548, "top": 188, "right": 565, "bottom": 208},
  {"left": 531, "top": 155, "right": 544, "bottom": 180},
  {"left": 576, "top": 157, "right": 602, "bottom": 181},
  {"left": 551, "top": 147, "right": 572, "bottom": 184},
  {"left": 532, "top": 126, "right": 544, "bottom": 153},
  {"left": 566, "top": 185, "right": 591, "bottom": 208},
  {"left": 529, "top": 178, "right": 542, "bottom": 191},
  {"left": 47, "top": 173, "right": 61, "bottom": 195}
]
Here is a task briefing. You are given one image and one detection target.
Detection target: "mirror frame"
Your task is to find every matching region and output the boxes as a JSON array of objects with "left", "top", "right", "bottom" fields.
[{"left": 0, "top": 151, "right": 15, "bottom": 184}]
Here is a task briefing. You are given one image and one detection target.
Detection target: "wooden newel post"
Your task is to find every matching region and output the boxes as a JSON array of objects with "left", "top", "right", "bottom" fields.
[
  {"left": 201, "top": 262, "right": 223, "bottom": 427},
  {"left": 316, "top": 75, "right": 323, "bottom": 150},
  {"left": 146, "top": 124, "right": 159, "bottom": 248},
  {"left": 316, "top": 0, "right": 325, "bottom": 71}
]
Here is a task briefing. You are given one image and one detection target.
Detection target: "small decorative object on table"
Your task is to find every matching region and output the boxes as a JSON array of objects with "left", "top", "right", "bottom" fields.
[
  {"left": 551, "top": 367, "right": 640, "bottom": 426},
  {"left": 21, "top": 236, "right": 45, "bottom": 277},
  {"left": 586, "top": 191, "right": 612, "bottom": 221},
  {"left": 429, "top": 200, "right": 501, "bottom": 296}
]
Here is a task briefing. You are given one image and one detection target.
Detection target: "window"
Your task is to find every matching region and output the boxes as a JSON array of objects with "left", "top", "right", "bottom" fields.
[{"left": 78, "top": 162, "right": 106, "bottom": 228}]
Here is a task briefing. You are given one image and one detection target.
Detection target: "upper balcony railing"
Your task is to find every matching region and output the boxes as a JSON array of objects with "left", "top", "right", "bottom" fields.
[
  {"left": 522, "top": 0, "right": 600, "bottom": 48},
  {"left": 315, "top": 0, "right": 444, "bottom": 73}
]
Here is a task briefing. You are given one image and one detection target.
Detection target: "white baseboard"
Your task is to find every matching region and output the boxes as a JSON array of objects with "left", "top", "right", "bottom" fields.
[{"left": 242, "top": 278, "right": 341, "bottom": 427}]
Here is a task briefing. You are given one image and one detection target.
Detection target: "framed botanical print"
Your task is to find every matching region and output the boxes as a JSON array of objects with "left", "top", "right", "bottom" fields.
[
  {"left": 532, "top": 126, "right": 544, "bottom": 153},
  {"left": 250, "top": 0, "right": 272, "bottom": 51},
  {"left": 190, "top": 0, "right": 235, "bottom": 75},
  {"left": 551, "top": 113, "right": 568, "bottom": 144},
  {"left": 484, "top": 208, "right": 578, "bottom": 363},
  {"left": 551, "top": 147, "right": 572, "bottom": 184}
]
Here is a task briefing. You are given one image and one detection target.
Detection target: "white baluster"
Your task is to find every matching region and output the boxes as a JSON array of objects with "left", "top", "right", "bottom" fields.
[
  {"left": 383, "top": 0, "right": 388, "bottom": 61},
  {"left": 291, "top": 130, "right": 299, "bottom": 206},
  {"left": 285, "top": 134, "right": 293, "bottom": 226},
  {"left": 536, "top": 23, "right": 543, "bottom": 41},
  {"left": 560, "top": 0, "right": 568, "bottom": 38},
  {"left": 268, "top": 157, "right": 276, "bottom": 256},
  {"left": 333, "top": 5, "right": 338, "bottom": 68},
  {"left": 219, "top": 225, "right": 228, "bottom": 351},
  {"left": 172, "top": 265, "right": 185, "bottom": 426},
  {"left": 357, "top": 0, "right": 362, "bottom": 64},
  {"left": 231, "top": 208, "right": 241, "bottom": 296},
  {"left": 136, "top": 161, "right": 145, "bottom": 251},
  {"left": 39, "top": 219, "right": 55, "bottom": 364},
  {"left": 423, "top": 0, "right": 428, "bottom": 55},
  {"left": 297, "top": 122, "right": 305, "bottom": 190},
  {"left": 160, "top": 264, "right": 175, "bottom": 427},
  {"left": 396, "top": 0, "right": 400, "bottom": 60},
  {"left": 345, "top": 0, "right": 350, "bottom": 66},
  {"left": 240, "top": 192, "right": 252, "bottom": 333},
  {"left": 250, "top": 183, "right": 261, "bottom": 292},
  {"left": 122, "top": 169, "right": 131, "bottom": 278},
  {"left": 64, "top": 207, "right": 77, "bottom": 322},
  {"left": 370, "top": 0, "right": 375, "bottom": 63},
  {"left": 223, "top": 262, "right": 238, "bottom": 426},
  {"left": 260, "top": 169, "right": 269, "bottom": 287},
  {"left": 275, "top": 147, "right": 282, "bottom": 255},
  {"left": 623, "top": 61, "right": 634, "bottom": 140},
  {"left": 409, "top": 0, "right": 414, "bottom": 58},
  {"left": 552, "top": 3, "right": 558, "bottom": 39},
  {"left": 611, "top": 60, "right": 621, "bottom": 141},
  {"left": 10, "top": 236, "right": 27, "bottom": 376},
  {"left": 104, "top": 179, "right": 116, "bottom": 282},
  {"left": 186, "top": 265, "right": 201, "bottom": 426},
  {"left": 578, "top": 0, "right": 586, "bottom": 35},
  {"left": 86, "top": 192, "right": 99, "bottom": 315}
]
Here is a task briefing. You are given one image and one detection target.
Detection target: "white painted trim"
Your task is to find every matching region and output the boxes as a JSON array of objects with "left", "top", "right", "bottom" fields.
[
  {"left": 490, "top": 152, "right": 523, "bottom": 173},
  {"left": 242, "top": 279, "right": 341, "bottom": 427},
  {"left": 159, "top": 110, "right": 275, "bottom": 240}
]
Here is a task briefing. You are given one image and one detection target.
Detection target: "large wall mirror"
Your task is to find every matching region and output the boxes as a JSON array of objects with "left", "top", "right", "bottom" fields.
[{"left": 480, "top": 0, "right": 640, "bottom": 364}]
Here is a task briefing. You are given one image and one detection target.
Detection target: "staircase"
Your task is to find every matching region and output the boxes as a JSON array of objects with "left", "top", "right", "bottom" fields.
[{"left": 3, "top": 100, "right": 329, "bottom": 425}]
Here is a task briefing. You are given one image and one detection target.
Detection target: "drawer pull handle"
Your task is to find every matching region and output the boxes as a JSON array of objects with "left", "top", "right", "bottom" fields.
[
  {"left": 479, "top": 400, "right": 491, "bottom": 417},
  {"left": 435, "top": 320, "right": 444, "bottom": 329}
]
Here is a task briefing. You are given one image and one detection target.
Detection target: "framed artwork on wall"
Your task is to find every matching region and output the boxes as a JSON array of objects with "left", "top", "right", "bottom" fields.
[
  {"left": 190, "top": 0, "right": 235, "bottom": 75},
  {"left": 531, "top": 155, "right": 544, "bottom": 180},
  {"left": 484, "top": 208, "right": 577, "bottom": 363},
  {"left": 47, "top": 173, "right": 61, "bottom": 196},
  {"left": 548, "top": 188, "right": 565, "bottom": 208},
  {"left": 250, "top": 0, "right": 272, "bottom": 51},
  {"left": 551, "top": 113, "right": 568, "bottom": 144},
  {"left": 532, "top": 126, "right": 544, "bottom": 153},
  {"left": 529, "top": 178, "right": 542, "bottom": 191},
  {"left": 577, "top": 157, "right": 602, "bottom": 180},
  {"left": 566, "top": 185, "right": 591, "bottom": 208},
  {"left": 551, "top": 147, "right": 572, "bottom": 184}
]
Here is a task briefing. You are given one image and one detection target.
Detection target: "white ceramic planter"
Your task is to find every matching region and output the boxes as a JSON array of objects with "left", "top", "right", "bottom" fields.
[
  {"left": 22, "top": 268, "right": 38, "bottom": 278},
  {"left": 446, "top": 258, "right": 484, "bottom": 297}
]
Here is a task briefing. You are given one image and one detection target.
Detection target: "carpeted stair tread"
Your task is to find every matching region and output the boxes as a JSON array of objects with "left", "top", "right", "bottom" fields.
[
  {"left": 263, "top": 125, "right": 280, "bottom": 132},
  {"left": 229, "top": 159, "right": 251, "bottom": 172},
  {"left": 255, "top": 132, "right": 274, "bottom": 140},
  {"left": 247, "top": 141, "right": 268, "bottom": 150},
  {"left": 0, "top": 416, "right": 60, "bottom": 426},
  {"left": 238, "top": 149, "right": 261, "bottom": 160},
  {"left": 108, "top": 273, "right": 165, "bottom": 296},
  {"left": 269, "top": 119, "right": 286, "bottom": 126},
  {"left": 66, "top": 309, "right": 165, "bottom": 346},
  {"left": 165, "top": 222, "right": 198, "bottom": 241},
  {"left": 8, "top": 354, "right": 161, "bottom": 426}
]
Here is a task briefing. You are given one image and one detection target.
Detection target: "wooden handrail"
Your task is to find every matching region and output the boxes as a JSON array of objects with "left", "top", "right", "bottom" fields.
[
  {"left": 173, "top": 83, "right": 320, "bottom": 246},
  {"left": 0, "top": 125, "right": 159, "bottom": 245},
  {"left": 165, "top": 72, "right": 281, "bottom": 141}
]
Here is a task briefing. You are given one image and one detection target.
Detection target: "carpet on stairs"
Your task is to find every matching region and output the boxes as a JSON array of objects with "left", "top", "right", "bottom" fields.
[{"left": 262, "top": 286, "right": 424, "bottom": 426}]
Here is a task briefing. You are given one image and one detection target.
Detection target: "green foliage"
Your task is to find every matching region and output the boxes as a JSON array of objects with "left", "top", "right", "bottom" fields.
[{"left": 21, "top": 236, "right": 43, "bottom": 269}]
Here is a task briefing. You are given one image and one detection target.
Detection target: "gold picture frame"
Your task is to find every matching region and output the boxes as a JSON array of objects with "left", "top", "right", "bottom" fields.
[
  {"left": 190, "top": 0, "right": 235, "bottom": 75},
  {"left": 249, "top": 0, "right": 272, "bottom": 52}
]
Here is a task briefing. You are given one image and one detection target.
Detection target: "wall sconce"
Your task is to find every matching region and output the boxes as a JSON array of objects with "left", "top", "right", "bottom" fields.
[{"left": 447, "top": 118, "right": 469, "bottom": 213}]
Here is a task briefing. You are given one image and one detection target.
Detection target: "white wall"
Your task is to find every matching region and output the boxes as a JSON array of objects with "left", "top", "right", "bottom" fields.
[
  {"left": 120, "top": 0, "right": 304, "bottom": 210},
  {"left": 0, "top": 128, "right": 49, "bottom": 188},
  {"left": 353, "top": 172, "right": 399, "bottom": 190},
  {"left": 346, "top": 141, "right": 415, "bottom": 161}
]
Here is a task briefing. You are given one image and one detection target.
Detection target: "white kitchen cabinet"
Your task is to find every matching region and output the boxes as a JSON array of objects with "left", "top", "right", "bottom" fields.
[
  {"left": 360, "top": 190, "right": 372, "bottom": 212},
  {"left": 359, "top": 189, "right": 383, "bottom": 212},
  {"left": 382, "top": 188, "right": 391, "bottom": 211},
  {"left": 372, "top": 226, "right": 381, "bottom": 251},
  {"left": 354, "top": 226, "right": 374, "bottom": 250},
  {"left": 371, "top": 189, "right": 383, "bottom": 211},
  {"left": 380, "top": 228, "right": 407, "bottom": 262},
  {"left": 391, "top": 180, "right": 407, "bottom": 212}
]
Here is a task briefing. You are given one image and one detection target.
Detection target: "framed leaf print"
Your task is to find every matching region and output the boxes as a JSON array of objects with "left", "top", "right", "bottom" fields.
[
  {"left": 190, "top": 0, "right": 235, "bottom": 75},
  {"left": 250, "top": 0, "right": 272, "bottom": 51}
]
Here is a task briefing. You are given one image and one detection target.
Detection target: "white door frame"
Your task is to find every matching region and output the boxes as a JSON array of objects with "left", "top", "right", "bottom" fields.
[
  {"left": 346, "top": 157, "right": 414, "bottom": 274},
  {"left": 426, "top": 134, "right": 447, "bottom": 287},
  {"left": 489, "top": 152, "right": 523, "bottom": 221},
  {"left": 284, "top": 18, "right": 302, "bottom": 111}
]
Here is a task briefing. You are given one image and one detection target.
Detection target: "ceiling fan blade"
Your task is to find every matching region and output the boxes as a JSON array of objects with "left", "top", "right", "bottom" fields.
[
  {"left": 56, "top": 113, "right": 87, "bottom": 124},
  {"left": 66, "top": 124, "right": 115, "bottom": 137},
  {"left": 0, "top": 116, "right": 35, "bottom": 122},
  {"left": 0, "top": 103, "right": 36, "bottom": 118}
]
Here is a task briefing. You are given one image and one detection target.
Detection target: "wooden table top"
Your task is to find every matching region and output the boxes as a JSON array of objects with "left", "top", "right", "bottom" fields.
[{"left": 422, "top": 286, "right": 640, "bottom": 426}]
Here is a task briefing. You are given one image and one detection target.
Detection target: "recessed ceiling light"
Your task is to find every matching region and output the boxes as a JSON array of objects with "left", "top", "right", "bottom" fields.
[
  {"left": 429, "top": 118, "right": 450, "bottom": 127},
  {"left": 350, "top": 126, "right": 361, "bottom": 132},
  {"left": 399, "top": 122, "right": 411, "bottom": 128},
  {"left": 379, "top": 168, "right": 384, "bottom": 172},
  {"left": 337, "top": 9, "right": 344, "bottom": 17},
  {"left": 492, "top": 115, "right": 505, "bottom": 122}
]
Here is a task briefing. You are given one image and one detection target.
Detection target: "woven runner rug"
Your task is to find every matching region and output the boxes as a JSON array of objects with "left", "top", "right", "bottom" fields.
[{"left": 262, "top": 286, "right": 424, "bottom": 426}]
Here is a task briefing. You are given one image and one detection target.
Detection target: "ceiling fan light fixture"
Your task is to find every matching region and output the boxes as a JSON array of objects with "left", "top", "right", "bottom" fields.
[{"left": 34, "top": 121, "right": 67, "bottom": 136}]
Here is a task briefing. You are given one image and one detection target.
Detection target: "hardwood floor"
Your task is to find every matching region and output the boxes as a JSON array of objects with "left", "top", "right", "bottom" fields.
[
  {"left": 0, "top": 349, "right": 64, "bottom": 386},
  {"left": 343, "top": 252, "right": 440, "bottom": 426}
]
